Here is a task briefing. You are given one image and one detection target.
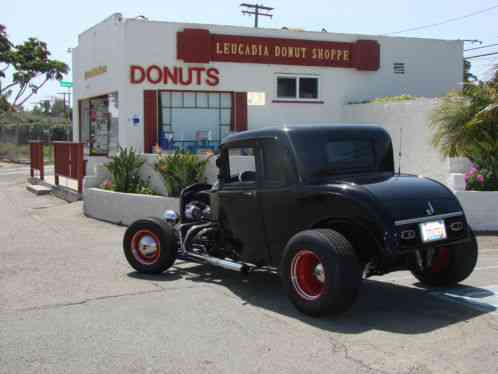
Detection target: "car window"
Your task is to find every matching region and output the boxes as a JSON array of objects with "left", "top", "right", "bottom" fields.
[
  {"left": 261, "top": 140, "right": 287, "bottom": 185},
  {"left": 325, "top": 140, "right": 375, "bottom": 167},
  {"left": 226, "top": 147, "right": 257, "bottom": 184}
]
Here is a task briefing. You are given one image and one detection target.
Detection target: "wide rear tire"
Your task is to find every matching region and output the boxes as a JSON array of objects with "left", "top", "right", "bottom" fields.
[
  {"left": 123, "top": 218, "right": 178, "bottom": 274},
  {"left": 411, "top": 230, "right": 478, "bottom": 286},
  {"left": 280, "top": 229, "right": 362, "bottom": 317}
]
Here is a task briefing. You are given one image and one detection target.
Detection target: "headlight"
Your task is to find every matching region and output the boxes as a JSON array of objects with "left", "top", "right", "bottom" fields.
[{"left": 163, "top": 210, "right": 179, "bottom": 224}]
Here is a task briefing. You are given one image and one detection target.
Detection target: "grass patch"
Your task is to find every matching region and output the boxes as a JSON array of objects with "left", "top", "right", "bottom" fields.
[
  {"left": 348, "top": 95, "right": 418, "bottom": 105},
  {"left": 0, "top": 143, "right": 55, "bottom": 164}
]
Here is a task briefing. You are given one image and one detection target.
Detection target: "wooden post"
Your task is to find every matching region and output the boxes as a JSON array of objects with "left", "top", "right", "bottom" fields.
[
  {"left": 54, "top": 143, "right": 59, "bottom": 186},
  {"left": 29, "top": 142, "right": 45, "bottom": 180},
  {"left": 39, "top": 146, "right": 44, "bottom": 181}
]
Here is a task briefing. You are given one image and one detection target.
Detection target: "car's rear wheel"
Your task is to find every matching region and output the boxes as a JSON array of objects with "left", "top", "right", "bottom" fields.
[
  {"left": 280, "top": 229, "right": 362, "bottom": 317},
  {"left": 123, "top": 218, "right": 178, "bottom": 274},
  {"left": 411, "top": 230, "right": 478, "bottom": 286}
]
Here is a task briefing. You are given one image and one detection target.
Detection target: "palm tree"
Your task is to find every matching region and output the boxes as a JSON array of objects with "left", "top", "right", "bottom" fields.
[{"left": 430, "top": 68, "right": 498, "bottom": 190}]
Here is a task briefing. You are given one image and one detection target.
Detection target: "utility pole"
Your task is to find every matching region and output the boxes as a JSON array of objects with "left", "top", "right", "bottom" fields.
[
  {"left": 240, "top": 3, "right": 274, "bottom": 28},
  {"left": 57, "top": 91, "right": 71, "bottom": 118}
]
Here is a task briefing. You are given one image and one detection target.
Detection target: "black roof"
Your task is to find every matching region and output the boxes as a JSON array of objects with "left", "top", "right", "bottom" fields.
[{"left": 221, "top": 123, "right": 387, "bottom": 145}]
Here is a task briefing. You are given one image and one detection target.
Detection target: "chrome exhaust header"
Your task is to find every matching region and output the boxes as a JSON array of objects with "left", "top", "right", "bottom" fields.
[
  {"left": 186, "top": 252, "right": 249, "bottom": 273},
  {"left": 179, "top": 222, "right": 251, "bottom": 274}
]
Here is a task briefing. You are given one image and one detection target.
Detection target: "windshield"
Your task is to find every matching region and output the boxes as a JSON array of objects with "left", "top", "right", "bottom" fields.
[{"left": 289, "top": 128, "right": 394, "bottom": 181}]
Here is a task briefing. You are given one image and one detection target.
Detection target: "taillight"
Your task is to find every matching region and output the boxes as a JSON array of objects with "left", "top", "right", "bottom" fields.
[
  {"left": 449, "top": 221, "right": 464, "bottom": 232},
  {"left": 400, "top": 229, "right": 416, "bottom": 240}
]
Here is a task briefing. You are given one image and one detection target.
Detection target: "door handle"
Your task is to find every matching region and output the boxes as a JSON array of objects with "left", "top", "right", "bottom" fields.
[{"left": 242, "top": 191, "right": 255, "bottom": 197}]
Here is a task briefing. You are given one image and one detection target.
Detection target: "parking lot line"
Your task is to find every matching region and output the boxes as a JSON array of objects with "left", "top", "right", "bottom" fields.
[
  {"left": 381, "top": 262, "right": 498, "bottom": 282},
  {"left": 429, "top": 285, "right": 498, "bottom": 314}
]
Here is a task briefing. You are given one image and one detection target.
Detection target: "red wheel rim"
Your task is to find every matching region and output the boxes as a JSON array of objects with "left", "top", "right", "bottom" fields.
[
  {"left": 431, "top": 247, "right": 450, "bottom": 273},
  {"left": 131, "top": 229, "right": 161, "bottom": 265},
  {"left": 290, "top": 250, "right": 326, "bottom": 301}
]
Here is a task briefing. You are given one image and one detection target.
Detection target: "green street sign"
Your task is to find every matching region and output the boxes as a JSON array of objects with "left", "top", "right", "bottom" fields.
[{"left": 60, "top": 80, "right": 73, "bottom": 88}]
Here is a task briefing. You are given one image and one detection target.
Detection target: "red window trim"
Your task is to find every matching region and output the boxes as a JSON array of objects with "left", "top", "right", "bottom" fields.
[{"left": 143, "top": 90, "right": 159, "bottom": 153}]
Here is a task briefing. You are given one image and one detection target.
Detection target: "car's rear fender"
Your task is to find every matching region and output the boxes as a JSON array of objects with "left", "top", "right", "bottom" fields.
[{"left": 310, "top": 218, "right": 384, "bottom": 263}]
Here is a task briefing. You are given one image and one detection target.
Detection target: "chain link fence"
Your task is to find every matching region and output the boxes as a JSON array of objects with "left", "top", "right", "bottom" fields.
[{"left": 0, "top": 122, "right": 72, "bottom": 164}]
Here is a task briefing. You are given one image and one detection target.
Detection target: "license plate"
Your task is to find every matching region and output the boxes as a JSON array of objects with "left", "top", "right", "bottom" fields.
[{"left": 419, "top": 220, "right": 447, "bottom": 243}]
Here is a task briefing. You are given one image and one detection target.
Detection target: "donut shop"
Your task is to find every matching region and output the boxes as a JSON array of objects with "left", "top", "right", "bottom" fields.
[{"left": 72, "top": 13, "right": 463, "bottom": 156}]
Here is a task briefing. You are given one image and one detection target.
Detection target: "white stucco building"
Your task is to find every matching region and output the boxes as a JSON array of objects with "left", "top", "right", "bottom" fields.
[{"left": 72, "top": 13, "right": 463, "bottom": 156}]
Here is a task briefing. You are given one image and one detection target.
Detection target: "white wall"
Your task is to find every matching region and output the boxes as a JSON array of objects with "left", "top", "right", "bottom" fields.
[
  {"left": 455, "top": 191, "right": 498, "bottom": 231},
  {"left": 341, "top": 98, "right": 449, "bottom": 183},
  {"left": 72, "top": 13, "right": 127, "bottom": 145},
  {"left": 73, "top": 15, "right": 463, "bottom": 153}
]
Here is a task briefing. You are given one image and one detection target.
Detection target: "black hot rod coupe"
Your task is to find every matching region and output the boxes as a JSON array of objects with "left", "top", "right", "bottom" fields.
[{"left": 123, "top": 124, "right": 478, "bottom": 316}]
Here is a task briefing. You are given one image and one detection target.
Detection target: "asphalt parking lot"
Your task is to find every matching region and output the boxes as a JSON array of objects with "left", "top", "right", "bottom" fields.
[{"left": 1, "top": 164, "right": 498, "bottom": 374}]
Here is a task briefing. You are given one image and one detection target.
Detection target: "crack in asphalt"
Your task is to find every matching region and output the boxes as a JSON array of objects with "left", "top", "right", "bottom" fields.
[
  {"left": 336, "top": 340, "right": 392, "bottom": 374},
  {"left": 11, "top": 284, "right": 207, "bottom": 313}
]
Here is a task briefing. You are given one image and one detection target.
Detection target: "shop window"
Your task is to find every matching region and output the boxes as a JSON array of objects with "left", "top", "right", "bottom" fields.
[
  {"left": 79, "top": 93, "right": 119, "bottom": 156},
  {"left": 221, "top": 109, "right": 231, "bottom": 125},
  {"left": 160, "top": 91, "right": 171, "bottom": 107},
  {"left": 159, "top": 91, "right": 233, "bottom": 153},
  {"left": 299, "top": 78, "right": 319, "bottom": 99},
  {"left": 183, "top": 92, "right": 196, "bottom": 107},
  {"left": 208, "top": 92, "right": 220, "bottom": 108},
  {"left": 276, "top": 76, "right": 319, "bottom": 101},
  {"left": 277, "top": 77, "right": 297, "bottom": 98},
  {"left": 197, "top": 92, "right": 209, "bottom": 108},
  {"left": 221, "top": 93, "right": 231, "bottom": 108}
]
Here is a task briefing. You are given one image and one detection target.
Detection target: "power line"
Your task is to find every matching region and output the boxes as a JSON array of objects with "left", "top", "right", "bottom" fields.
[
  {"left": 385, "top": 4, "right": 498, "bottom": 35},
  {"left": 465, "top": 51, "right": 498, "bottom": 59},
  {"left": 240, "top": 3, "right": 274, "bottom": 28},
  {"left": 465, "top": 42, "right": 498, "bottom": 52}
]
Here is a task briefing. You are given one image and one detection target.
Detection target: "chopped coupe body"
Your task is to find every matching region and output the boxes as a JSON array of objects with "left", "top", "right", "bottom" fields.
[{"left": 123, "top": 124, "right": 478, "bottom": 316}]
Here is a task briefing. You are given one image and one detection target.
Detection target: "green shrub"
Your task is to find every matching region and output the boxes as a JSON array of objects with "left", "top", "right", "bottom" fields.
[
  {"left": 430, "top": 74, "right": 498, "bottom": 191},
  {"left": 154, "top": 151, "right": 209, "bottom": 197},
  {"left": 104, "top": 147, "right": 149, "bottom": 193},
  {"left": 136, "top": 178, "right": 157, "bottom": 195}
]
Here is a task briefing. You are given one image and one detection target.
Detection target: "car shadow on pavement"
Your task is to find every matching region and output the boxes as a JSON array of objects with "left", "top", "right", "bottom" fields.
[
  {"left": 127, "top": 271, "right": 184, "bottom": 282},
  {"left": 129, "top": 262, "right": 495, "bottom": 335}
]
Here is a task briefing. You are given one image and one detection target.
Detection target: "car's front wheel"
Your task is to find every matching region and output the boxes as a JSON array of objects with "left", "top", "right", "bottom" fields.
[
  {"left": 280, "top": 229, "right": 362, "bottom": 317},
  {"left": 411, "top": 230, "right": 478, "bottom": 286},
  {"left": 123, "top": 218, "right": 178, "bottom": 274}
]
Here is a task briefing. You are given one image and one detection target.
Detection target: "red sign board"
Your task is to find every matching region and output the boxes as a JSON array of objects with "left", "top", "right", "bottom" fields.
[{"left": 177, "top": 29, "right": 380, "bottom": 71}]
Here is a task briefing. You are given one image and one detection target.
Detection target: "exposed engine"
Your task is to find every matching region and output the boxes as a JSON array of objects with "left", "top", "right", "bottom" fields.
[
  {"left": 184, "top": 201, "right": 211, "bottom": 221},
  {"left": 162, "top": 183, "right": 243, "bottom": 269}
]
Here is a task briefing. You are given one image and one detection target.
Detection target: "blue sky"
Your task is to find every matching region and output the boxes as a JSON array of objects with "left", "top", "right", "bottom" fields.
[{"left": 3, "top": 0, "right": 498, "bottom": 108}]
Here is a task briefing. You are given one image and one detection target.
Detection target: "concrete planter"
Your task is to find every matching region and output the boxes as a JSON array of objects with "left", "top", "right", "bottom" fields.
[
  {"left": 83, "top": 188, "right": 179, "bottom": 226},
  {"left": 455, "top": 191, "right": 498, "bottom": 232}
]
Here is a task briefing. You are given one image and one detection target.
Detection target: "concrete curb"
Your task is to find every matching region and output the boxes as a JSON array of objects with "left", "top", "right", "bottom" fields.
[
  {"left": 27, "top": 177, "right": 82, "bottom": 202},
  {"left": 83, "top": 188, "right": 179, "bottom": 226}
]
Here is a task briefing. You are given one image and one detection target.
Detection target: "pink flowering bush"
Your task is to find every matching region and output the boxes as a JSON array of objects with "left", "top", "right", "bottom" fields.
[
  {"left": 100, "top": 179, "right": 113, "bottom": 190},
  {"left": 465, "top": 164, "right": 497, "bottom": 191}
]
